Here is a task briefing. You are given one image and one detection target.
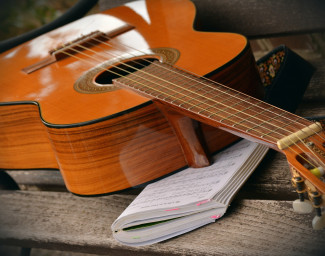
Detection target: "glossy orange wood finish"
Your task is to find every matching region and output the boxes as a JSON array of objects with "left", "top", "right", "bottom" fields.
[
  {"left": 0, "top": 104, "right": 58, "bottom": 169},
  {"left": 0, "top": 0, "right": 260, "bottom": 195},
  {"left": 46, "top": 103, "right": 188, "bottom": 195}
]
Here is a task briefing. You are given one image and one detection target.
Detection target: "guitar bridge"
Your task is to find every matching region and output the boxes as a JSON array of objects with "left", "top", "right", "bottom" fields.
[
  {"left": 22, "top": 24, "right": 134, "bottom": 74},
  {"left": 277, "top": 122, "right": 323, "bottom": 150}
]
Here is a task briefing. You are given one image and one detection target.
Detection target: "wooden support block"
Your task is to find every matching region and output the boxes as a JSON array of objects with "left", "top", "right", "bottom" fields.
[{"left": 155, "top": 102, "right": 210, "bottom": 168}]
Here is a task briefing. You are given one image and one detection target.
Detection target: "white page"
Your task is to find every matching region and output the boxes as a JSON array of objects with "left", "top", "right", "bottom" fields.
[{"left": 117, "top": 140, "right": 258, "bottom": 219}]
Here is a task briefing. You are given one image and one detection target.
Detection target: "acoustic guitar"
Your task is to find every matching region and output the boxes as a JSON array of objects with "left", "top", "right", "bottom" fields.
[{"left": 0, "top": 0, "right": 324, "bottom": 223}]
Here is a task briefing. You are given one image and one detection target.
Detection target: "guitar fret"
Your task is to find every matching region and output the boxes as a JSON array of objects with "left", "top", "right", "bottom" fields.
[
  {"left": 207, "top": 112, "right": 284, "bottom": 140},
  {"left": 197, "top": 89, "right": 241, "bottom": 115},
  {"left": 186, "top": 86, "right": 219, "bottom": 108},
  {"left": 149, "top": 65, "right": 247, "bottom": 121},
  {"left": 234, "top": 101, "right": 265, "bottom": 125},
  {"left": 235, "top": 104, "right": 285, "bottom": 132},
  {"left": 165, "top": 77, "right": 197, "bottom": 102},
  {"left": 218, "top": 100, "right": 257, "bottom": 121},
  {"left": 249, "top": 111, "right": 288, "bottom": 132},
  {"left": 261, "top": 121, "right": 294, "bottom": 138}
]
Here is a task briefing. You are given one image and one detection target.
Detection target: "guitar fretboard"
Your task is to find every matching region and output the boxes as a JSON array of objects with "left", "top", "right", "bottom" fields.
[{"left": 114, "top": 61, "right": 313, "bottom": 148}]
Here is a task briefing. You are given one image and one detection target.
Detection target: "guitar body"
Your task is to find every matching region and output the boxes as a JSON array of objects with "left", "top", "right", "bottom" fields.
[{"left": 0, "top": 0, "right": 262, "bottom": 195}]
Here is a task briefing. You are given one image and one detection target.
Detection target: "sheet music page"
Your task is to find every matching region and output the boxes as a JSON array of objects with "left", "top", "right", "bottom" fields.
[{"left": 118, "top": 140, "right": 258, "bottom": 219}]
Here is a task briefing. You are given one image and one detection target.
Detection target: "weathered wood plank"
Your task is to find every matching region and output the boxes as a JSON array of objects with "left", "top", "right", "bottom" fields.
[
  {"left": 192, "top": 0, "right": 325, "bottom": 38},
  {"left": 241, "top": 151, "right": 296, "bottom": 200},
  {"left": 296, "top": 101, "right": 325, "bottom": 118},
  {"left": 0, "top": 191, "right": 324, "bottom": 256},
  {"left": 99, "top": 0, "right": 325, "bottom": 38},
  {"left": 5, "top": 170, "right": 67, "bottom": 192},
  {"left": 303, "top": 58, "right": 325, "bottom": 102}
]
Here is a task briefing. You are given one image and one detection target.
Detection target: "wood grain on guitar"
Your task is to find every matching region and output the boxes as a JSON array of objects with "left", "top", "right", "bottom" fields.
[{"left": 0, "top": 0, "right": 324, "bottom": 228}]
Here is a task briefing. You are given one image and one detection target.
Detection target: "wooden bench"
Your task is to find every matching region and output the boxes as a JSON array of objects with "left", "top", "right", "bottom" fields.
[{"left": 1, "top": 0, "right": 325, "bottom": 255}]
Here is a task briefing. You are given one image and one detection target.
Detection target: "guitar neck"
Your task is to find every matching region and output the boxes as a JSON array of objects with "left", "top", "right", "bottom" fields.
[{"left": 114, "top": 61, "right": 314, "bottom": 151}]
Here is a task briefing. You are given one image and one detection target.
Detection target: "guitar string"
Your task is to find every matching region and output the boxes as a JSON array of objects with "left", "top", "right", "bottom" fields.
[
  {"left": 88, "top": 38, "right": 319, "bottom": 152},
  {"left": 89, "top": 41, "right": 224, "bottom": 108},
  {"left": 63, "top": 45, "right": 285, "bottom": 141},
  {"left": 63, "top": 42, "right": 323, "bottom": 167},
  {"left": 90, "top": 38, "right": 291, "bottom": 131},
  {"left": 91, "top": 38, "right": 260, "bottom": 108},
  {"left": 97, "top": 34, "right": 321, "bottom": 136},
  {"left": 93, "top": 36, "right": 325, "bottom": 157},
  {"left": 87, "top": 39, "right": 274, "bottom": 124},
  {"left": 90, "top": 36, "right": 325, "bottom": 165},
  {"left": 75, "top": 42, "right": 295, "bottom": 140},
  {"left": 53, "top": 44, "right": 323, "bottom": 170},
  {"left": 73, "top": 41, "right": 325, "bottom": 167},
  {"left": 172, "top": 63, "right": 325, "bottom": 141},
  {"left": 80, "top": 40, "right": 305, "bottom": 137},
  {"left": 99, "top": 36, "right": 307, "bottom": 127}
]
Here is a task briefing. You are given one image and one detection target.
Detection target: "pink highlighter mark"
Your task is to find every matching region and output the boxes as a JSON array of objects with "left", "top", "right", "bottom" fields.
[
  {"left": 196, "top": 199, "right": 211, "bottom": 206},
  {"left": 165, "top": 208, "right": 180, "bottom": 211},
  {"left": 210, "top": 214, "right": 221, "bottom": 219}
]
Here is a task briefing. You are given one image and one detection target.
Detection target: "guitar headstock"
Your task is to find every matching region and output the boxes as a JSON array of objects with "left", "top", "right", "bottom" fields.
[{"left": 280, "top": 122, "right": 325, "bottom": 229}]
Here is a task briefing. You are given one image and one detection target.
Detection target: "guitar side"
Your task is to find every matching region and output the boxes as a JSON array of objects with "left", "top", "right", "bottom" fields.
[{"left": 0, "top": 0, "right": 262, "bottom": 195}]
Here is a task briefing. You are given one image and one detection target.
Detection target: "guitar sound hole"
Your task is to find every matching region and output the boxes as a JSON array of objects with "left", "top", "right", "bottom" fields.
[{"left": 95, "top": 58, "right": 158, "bottom": 85}]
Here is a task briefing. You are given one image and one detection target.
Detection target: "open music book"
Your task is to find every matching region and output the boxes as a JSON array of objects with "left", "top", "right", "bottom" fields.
[{"left": 112, "top": 140, "right": 268, "bottom": 246}]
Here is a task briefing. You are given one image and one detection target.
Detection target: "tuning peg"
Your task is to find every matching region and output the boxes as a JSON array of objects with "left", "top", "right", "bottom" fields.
[
  {"left": 312, "top": 215, "right": 325, "bottom": 230},
  {"left": 293, "top": 199, "right": 313, "bottom": 214},
  {"left": 310, "top": 166, "right": 325, "bottom": 178},
  {"left": 310, "top": 191, "right": 325, "bottom": 230},
  {"left": 292, "top": 177, "right": 313, "bottom": 214}
]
